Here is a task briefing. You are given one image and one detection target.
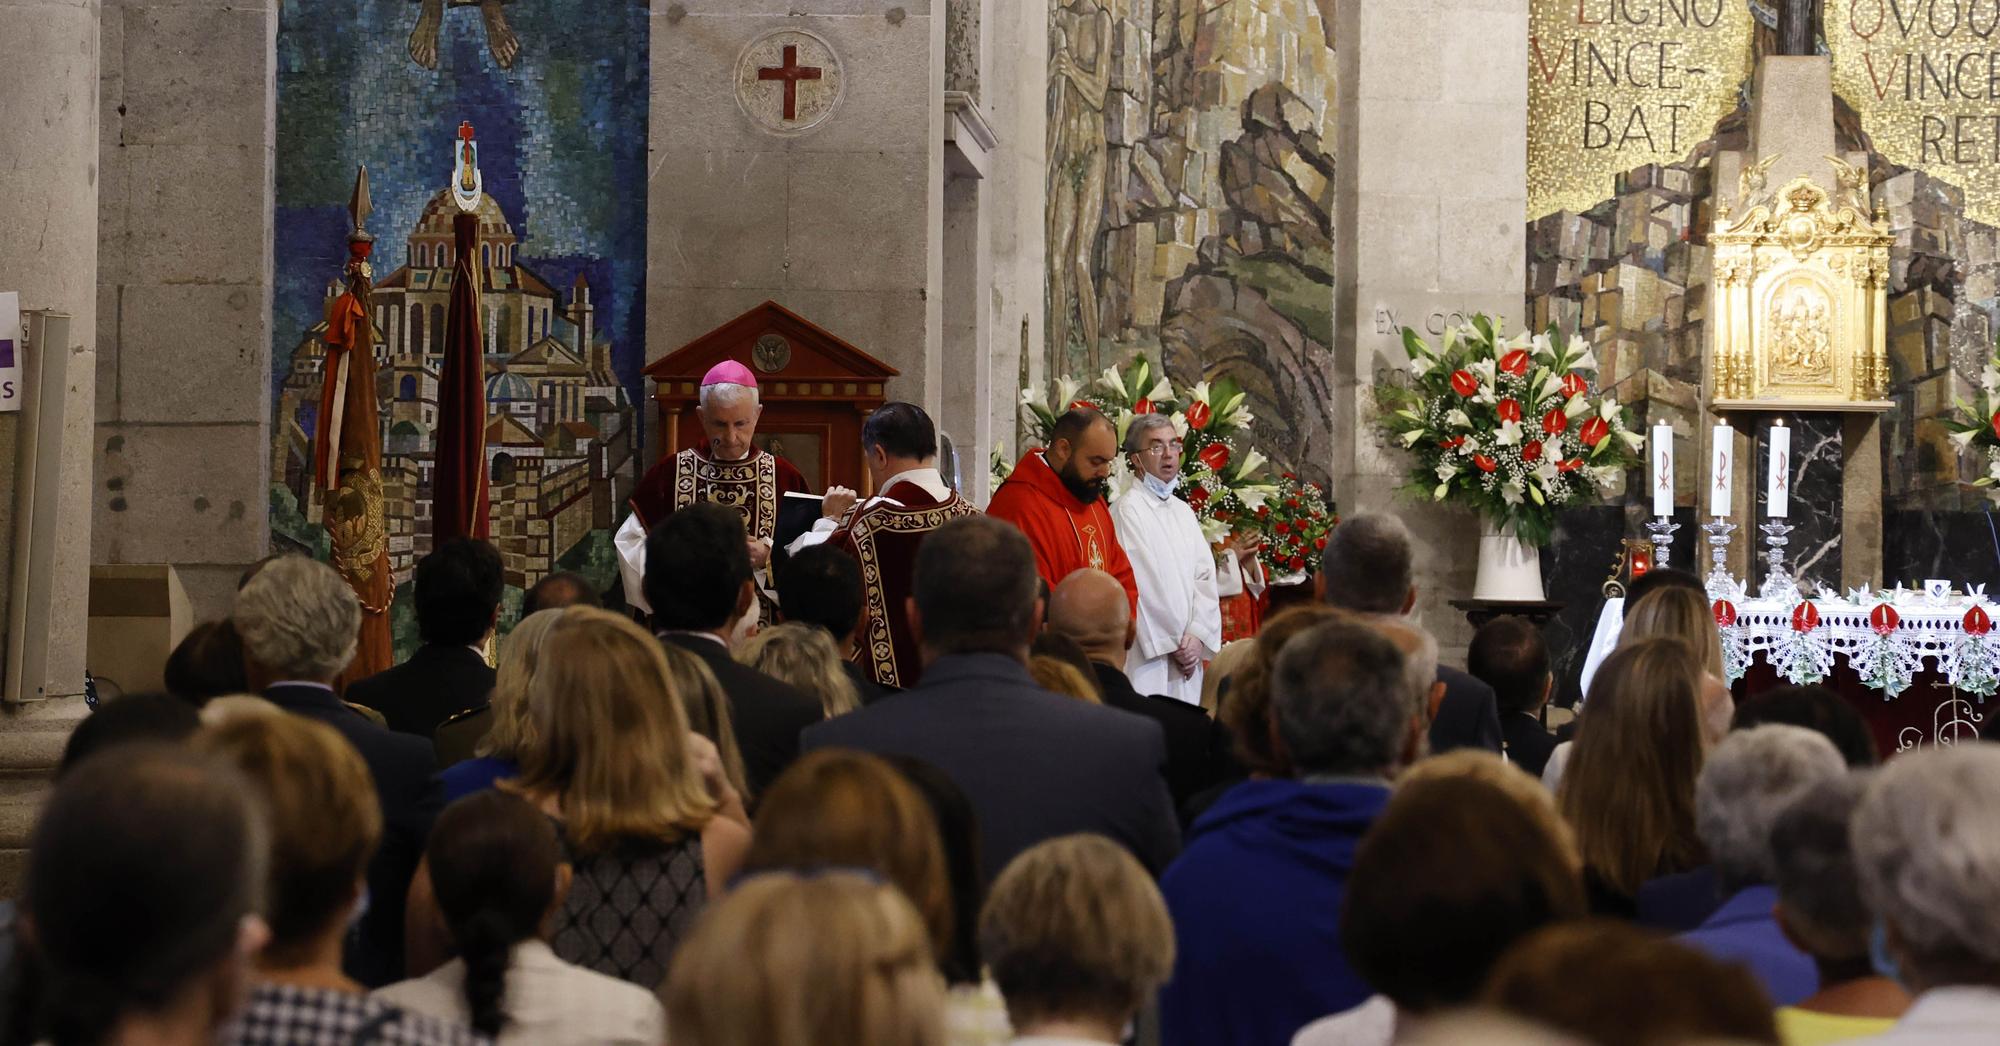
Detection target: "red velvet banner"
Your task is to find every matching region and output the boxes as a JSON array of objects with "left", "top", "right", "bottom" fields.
[{"left": 432, "top": 211, "right": 491, "bottom": 543}]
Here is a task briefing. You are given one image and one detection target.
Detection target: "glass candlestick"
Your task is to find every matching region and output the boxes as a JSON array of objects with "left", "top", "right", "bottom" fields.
[
  {"left": 1645, "top": 517, "right": 1680, "bottom": 571},
  {"left": 1759, "top": 520, "right": 1798, "bottom": 602},
  {"left": 1702, "top": 519, "right": 1738, "bottom": 598}
]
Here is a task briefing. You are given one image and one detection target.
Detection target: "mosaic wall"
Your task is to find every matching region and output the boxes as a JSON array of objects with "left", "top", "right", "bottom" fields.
[
  {"left": 1523, "top": 0, "right": 2000, "bottom": 697},
  {"left": 1045, "top": 0, "right": 1337, "bottom": 486},
  {"left": 271, "top": 0, "right": 649, "bottom": 649}
]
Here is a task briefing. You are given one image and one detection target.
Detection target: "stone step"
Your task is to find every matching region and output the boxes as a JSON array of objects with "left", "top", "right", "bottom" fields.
[{"left": 0, "top": 697, "right": 87, "bottom": 897}]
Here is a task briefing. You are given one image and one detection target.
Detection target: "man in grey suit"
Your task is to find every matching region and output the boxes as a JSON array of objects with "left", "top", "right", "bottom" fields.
[{"left": 803, "top": 516, "right": 1181, "bottom": 880}]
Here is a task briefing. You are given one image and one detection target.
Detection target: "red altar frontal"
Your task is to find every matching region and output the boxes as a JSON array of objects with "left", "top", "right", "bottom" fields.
[{"left": 643, "top": 302, "right": 898, "bottom": 495}]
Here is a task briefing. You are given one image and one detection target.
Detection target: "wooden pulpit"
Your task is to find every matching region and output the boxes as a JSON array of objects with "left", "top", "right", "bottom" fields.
[{"left": 643, "top": 301, "right": 899, "bottom": 495}]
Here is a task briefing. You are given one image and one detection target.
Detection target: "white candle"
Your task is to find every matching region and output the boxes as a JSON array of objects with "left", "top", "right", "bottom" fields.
[
  {"left": 1652, "top": 422, "right": 1674, "bottom": 518},
  {"left": 1710, "top": 423, "right": 1733, "bottom": 518},
  {"left": 1767, "top": 422, "right": 1791, "bottom": 519}
]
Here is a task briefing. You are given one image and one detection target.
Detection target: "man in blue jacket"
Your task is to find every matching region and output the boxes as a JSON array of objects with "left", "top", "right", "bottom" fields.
[{"left": 1158, "top": 618, "right": 1426, "bottom": 1046}]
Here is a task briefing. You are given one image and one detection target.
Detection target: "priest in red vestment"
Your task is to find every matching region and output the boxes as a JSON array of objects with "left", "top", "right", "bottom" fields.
[
  {"left": 987, "top": 406, "right": 1139, "bottom": 614},
  {"left": 616, "top": 360, "right": 817, "bottom": 619},
  {"left": 815, "top": 403, "right": 979, "bottom": 689}
]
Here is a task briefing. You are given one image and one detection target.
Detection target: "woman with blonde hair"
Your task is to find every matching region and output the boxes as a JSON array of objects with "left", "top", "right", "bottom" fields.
[
  {"left": 1619, "top": 585, "right": 1734, "bottom": 744},
  {"left": 979, "top": 835, "right": 1176, "bottom": 1045},
  {"left": 736, "top": 622, "right": 861, "bottom": 719},
  {"left": 506, "top": 605, "right": 750, "bottom": 992},
  {"left": 659, "top": 641, "right": 752, "bottom": 802},
  {"left": 439, "top": 607, "right": 563, "bottom": 802},
  {"left": 664, "top": 871, "right": 947, "bottom": 1046},
  {"left": 1557, "top": 637, "right": 1709, "bottom": 916}
]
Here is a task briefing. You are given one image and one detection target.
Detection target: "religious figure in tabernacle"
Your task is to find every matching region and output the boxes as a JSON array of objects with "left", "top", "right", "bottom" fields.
[
  {"left": 1046, "top": 0, "right": 1114, "bottom": 377},
  {"left": 988, "top": 406, "right": 1140, "bottom": 613},
  {"left": 615, "top": 361, "right": 832, "bottom": 621},
  {"left": 804, "top": 403, "right": 979, "bottom": 689},
  {"left": 1111, "top": 414, "right": 1222, "bottom": 705}
]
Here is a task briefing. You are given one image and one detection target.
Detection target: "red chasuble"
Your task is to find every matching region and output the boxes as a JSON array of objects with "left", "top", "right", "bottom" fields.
[
  {"left": 986, "top": 449, "right": 1139, "bottom": 614},
  {"left": 628, "top": 442, "right": 810, "bottom": 540},
  {"left": 828, "top": 480, "right": 979, "bottom": 689}
]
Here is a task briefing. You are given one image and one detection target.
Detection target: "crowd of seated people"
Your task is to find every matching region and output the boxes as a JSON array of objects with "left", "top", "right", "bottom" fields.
[{"left": 13, "top": 508, "right": 1994, "bottom": 1046}]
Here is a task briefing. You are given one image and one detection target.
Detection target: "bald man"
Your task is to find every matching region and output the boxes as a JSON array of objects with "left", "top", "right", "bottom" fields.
[{"left": 1049, "top": 569, "right": 1233, "bottom": 814}]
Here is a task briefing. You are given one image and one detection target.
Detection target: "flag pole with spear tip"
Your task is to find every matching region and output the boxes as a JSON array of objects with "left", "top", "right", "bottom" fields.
[{"left": 318, "top": 164, "right": 395, "bottom": 686}]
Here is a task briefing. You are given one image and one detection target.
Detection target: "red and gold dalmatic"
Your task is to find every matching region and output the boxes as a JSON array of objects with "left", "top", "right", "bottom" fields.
[{"left": 828, "top": 480, "right": 979, "bottom": 688}]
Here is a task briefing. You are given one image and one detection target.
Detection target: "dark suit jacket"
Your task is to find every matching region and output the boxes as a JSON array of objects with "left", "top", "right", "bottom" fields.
[
  {"left": 265, "top": 683, "right": 443, "bottom": 987},
  {"left": 346, "top": 644, "right": 496, "bottom": 742},
  {"left": 845, "top": 660, "right": 896, "bottom": 706},
  {"left": 1432, "top": 665, "right": 1504, "bottom": 755},
  {"left": 803, "top": 652, "right": 1182, "bottom": 880},
  {"left": 660, "top": 633, "right": 823, "bottom": 797},
  {"left": 1501, "top": 711, "right": 1561, "bottom": 777},
  {"left": 1090, "top": 660, "right": 1233, "bottom": 818}
]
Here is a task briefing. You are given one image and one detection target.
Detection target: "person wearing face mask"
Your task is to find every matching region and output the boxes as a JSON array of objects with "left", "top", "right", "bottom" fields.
[
  {"left": 1109, "top": 413, "right": 1221, "bottom": 705},
  {"left": 616, "top": 360, "right": 830, "bottom": 620},
  {"left": 988, "top": 406, "right": 1140, "bottom": 614}
]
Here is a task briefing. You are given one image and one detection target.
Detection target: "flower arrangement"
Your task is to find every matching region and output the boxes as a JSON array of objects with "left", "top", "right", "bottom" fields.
[
  {"left": 1255, "top": 475, "right": 1337, "bottom": 580},
  {"left": 1942, "top": 334, "right": 2000, "bottom": 499},
  {"left": 1018, "top": 355, "right": 1289, "bottom": 543},
  {"left": 1378, "top": 317, "right": 1643, "bottom": 547}
]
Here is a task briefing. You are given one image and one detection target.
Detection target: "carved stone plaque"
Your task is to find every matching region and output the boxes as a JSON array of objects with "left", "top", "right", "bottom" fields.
[{"left": 735, "top": 30, "right": 844, "bottom": 136}]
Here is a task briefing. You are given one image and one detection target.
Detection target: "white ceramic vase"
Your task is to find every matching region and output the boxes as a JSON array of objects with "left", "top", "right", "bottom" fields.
[{"left": 1473, "top": 522, "right": 1545, "bottom": 602}]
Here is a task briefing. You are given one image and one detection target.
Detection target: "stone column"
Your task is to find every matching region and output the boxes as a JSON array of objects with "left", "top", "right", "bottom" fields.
[
  {"left": 0, "top": 0, "right": 102, "bottom": 700},
  {"left": 979, "top": 0, "right": 1046, "bottom": 486},
  {"left": 93, "top": 0, "right": 277, "bottom": 617},
  {"left": 649, "top": 1, "right": 946, "bottom": 416},
  {"left": 1333, "top": 0, "right": 1528, "bottom": 653}
]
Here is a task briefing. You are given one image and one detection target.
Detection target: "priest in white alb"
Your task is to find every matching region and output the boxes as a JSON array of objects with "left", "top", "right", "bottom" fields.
[{"left": 1110, "top": 412, "right": 1222, "bottom": 704}]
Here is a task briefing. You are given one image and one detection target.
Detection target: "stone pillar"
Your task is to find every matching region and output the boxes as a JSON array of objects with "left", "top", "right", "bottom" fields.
[
  {"left": 979, "top": 0, "right": 1045, "bottom": 486},
  {"left": 1333, "top": 0, "right": 1528, "bottom": 654},
  {"left": 94, "top": 0, "right": 277, "bottom": 617},
  {"left": 649, "top": 2, "right": 946, "bottom": 417},
  {"left": 0, "top": 0, "right": 102, "bottom": 699}
]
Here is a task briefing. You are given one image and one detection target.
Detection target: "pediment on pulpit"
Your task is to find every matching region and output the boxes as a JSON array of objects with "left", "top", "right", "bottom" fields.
[
  {"left": 1709, "top": 174, "right": 1895, "bottom": 414},
  {"left": 643, "top": 300, "right": 899, "bottom": 405}
]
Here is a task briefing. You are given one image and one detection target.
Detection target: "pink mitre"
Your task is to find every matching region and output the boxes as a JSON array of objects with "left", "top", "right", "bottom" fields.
[{"left": 701, "top": 360, "right": 758, "bottom": 388}]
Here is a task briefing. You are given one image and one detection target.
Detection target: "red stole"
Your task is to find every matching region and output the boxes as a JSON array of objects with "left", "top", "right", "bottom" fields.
[{"left": 830, "top": 481, "right": 979, "bottom": 688}]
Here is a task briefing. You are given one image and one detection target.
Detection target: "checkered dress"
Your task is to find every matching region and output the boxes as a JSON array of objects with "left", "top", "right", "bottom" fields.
[{"left": 221, "top": 983, "right": 490, "bottom": 1046}]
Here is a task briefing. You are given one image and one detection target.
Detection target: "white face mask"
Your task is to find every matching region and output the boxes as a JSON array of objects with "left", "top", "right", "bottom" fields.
[{"left": 1140, "top": 470, "right": 1179, "bottom": 500}]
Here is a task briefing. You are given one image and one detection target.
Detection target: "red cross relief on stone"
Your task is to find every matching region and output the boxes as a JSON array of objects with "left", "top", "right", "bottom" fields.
[{"left": 758, "top": 44, "right": 822, "bottom": 121}]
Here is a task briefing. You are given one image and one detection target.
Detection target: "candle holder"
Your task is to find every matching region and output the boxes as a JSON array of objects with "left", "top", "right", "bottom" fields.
[
  {"left": 1759, "top": 520, "right": 1798, "bottom": 602},
  {"left": 1645, "top": 517, "right": 1680, "bottom": 570},
  {"left": 1702, "top": 519, "right": 1738, "bottom": 598}
]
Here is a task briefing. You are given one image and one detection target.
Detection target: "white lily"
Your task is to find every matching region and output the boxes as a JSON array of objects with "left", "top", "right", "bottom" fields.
[
  {"left": 1445, "top": 408, "right": 1472, "bottom": 429},
  {"left": 1019, "top": 388, "right": 1041, "bottom": 408},
  {"left": 1501, "top": 481, "right": 1525, "bottom": 506},
  {"left": 1571, "top": 343, "right": 1599, "bottom": 373},
  {"left": 1239, "top": 487, "right": 1272, "bottom": 512},
  {"left": 1199, "top": 517, "right": 1230, "bottom": 544},
  {"left": 1239, "top": 448, "right": 1268, "bottom": 476},
  {"left": 1952, "top": 428, "right": 1979, "bottom": 451},
  {"left": 1470, "top": 359, "right": 1498, "bottom": 387},
  {"left": 1984, "top": 364, "right": 2000, "bottom": 395},
  {"left": 1410, "top": 355, "right": 1436, "bottom": 378},
  {"left": 1616, "top": 426, "right": 1645, "bottom": 452},
  {"left": 1169, "top": 411, "right": 1190, "bottom": 438},
  {"left": 1055, "top": 376, "right": 1083, "bottom": 408},
  {"left": 1494, "top": 420, "right": 1524, "bottom": 447},
  {"left": 1591, "top": 465, "right": 1621, "bottom": 488},
  {"left": 1565, "top": 393, "right": 1592, "bottom": 419},
  {"left": 1533, "top": 459, "right": 1560, "bottom": 485},
  {"left": 1531, "top": 332, "right": 1553, "bottom": 358},
  {"left": 1598, "top": 396, "right": 1621, "bottom": 421},
  {"left": 1190, "top": 380, "right": 1213, "bottom": 405},
  {"left": 1100, "top": 366, "right": 1127, "bottom": 399},
  {"left": 1535, "top": 370, "right": 1562, "bottom": 406},
  {"left": 1147, "top": 376, "right": 1173, "bottom": 401},
  {"left": 1434, "top": 483, "right": 1452, "bottom": 500},
  {"left": 1401, "top": 429, "right": 1426, "bottom": 448},
  {"left": 1436, "top": 462, "right": 1460, "bottom": 482},
  {"left": 1987, "top": 453, "right": 2000, "bottom": 483}
]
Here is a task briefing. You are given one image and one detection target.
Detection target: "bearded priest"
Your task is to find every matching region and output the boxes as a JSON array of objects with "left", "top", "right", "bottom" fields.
[
  {"left": 1110, "top": 413, "right": 1221, "bottom": 704},
  {"left": 615, "top": 361, "right": 825, "bottom": 617},
  {"left": 988, "top": 406, "right": 1139, "bottom": 614}
]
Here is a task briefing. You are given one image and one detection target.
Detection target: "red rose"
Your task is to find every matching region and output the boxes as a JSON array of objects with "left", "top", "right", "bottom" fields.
[
  {"left": 1197, "top": 443, "right": 1230, "bottom": 471},
  {"left": 1521, "top": 440, "right": 1543, "bottom": 463},
  {"left": 1289, "top": 556, "right": 1306, "bottom": 571},
  {"left": 1314, "top": 537, "right": 1328, "bottom": 550},
  {"left": 1542, "top": 408, "right": 1568, "bottom": 435},
  {"left": 1188, "top": 487, "right": 1210, "bottom": 507},
  {"left": 1561, "top": 372, "right": 1588, "bottom": 398},
  {"left": 1185, "top": 400, "right": 1213, "bottom": 430},
  {"left": 1449, "top": 370, "right": 1479, "bottom": 397},
  {"left": 1473, "top": 454, "right": 1499, "bottom": 473},
  {"left": 1557, "top": 457, "right": 1585, "bottom": 472},
  {"left": 1257, "top": 506, "right": 1271, "bottom": 518},
  {"left": 1133, "top": 398, "right": 1154, "bottom": 415},
  {"left": 1499, "top": 349, "right": 1531, "bottom": 376},
  {"left": 1275, "top": 522, "right": 1291, "bottom": 534},
  {"left": 1287, "top": 497, "right": 1300, "bottom": 508},
  {"left": 1579, "top": 417, "right": 1610, "bottom": 447},
  {"left": 1497, "top": 399, "right": 1522, "bottom": 423}
]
